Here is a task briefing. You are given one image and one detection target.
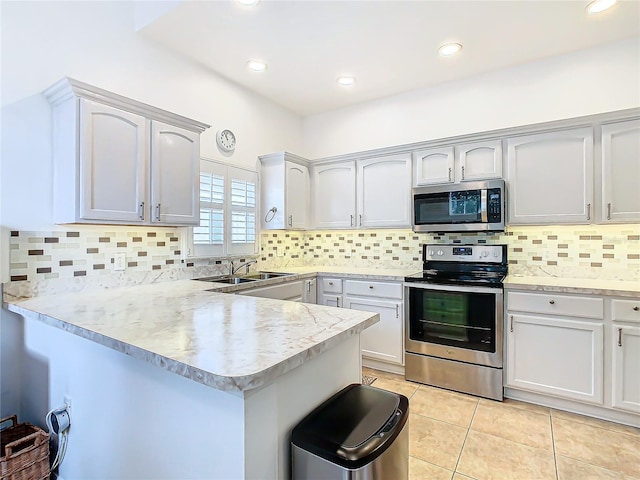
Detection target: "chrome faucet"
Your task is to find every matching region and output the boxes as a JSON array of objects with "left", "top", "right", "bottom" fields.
[{"left": 230, "top": 259, "right": 257, "bottom": 275}]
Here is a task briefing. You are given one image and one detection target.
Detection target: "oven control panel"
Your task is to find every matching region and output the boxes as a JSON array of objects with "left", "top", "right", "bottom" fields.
[{"left": 424, "top": 244, "right": 505, "bottom": 263}]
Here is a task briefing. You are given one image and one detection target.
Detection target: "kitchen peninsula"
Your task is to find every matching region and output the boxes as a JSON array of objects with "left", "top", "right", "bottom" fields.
[{"left": 3, "top": 278, "right": 379, "bottom": 479}]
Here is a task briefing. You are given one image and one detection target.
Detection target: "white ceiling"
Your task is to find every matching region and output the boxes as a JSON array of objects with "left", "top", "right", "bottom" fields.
[{"left": 137, "top": 0, "right": 640, "bottom": 117}]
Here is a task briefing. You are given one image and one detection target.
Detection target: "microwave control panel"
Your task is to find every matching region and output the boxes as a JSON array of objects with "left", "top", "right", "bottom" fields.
[
  {"left": 425, "top": 244, "right": 505, "bottom": 263},
  {"left": 487, "top": 188, "right": 502, "bottom": 223}
]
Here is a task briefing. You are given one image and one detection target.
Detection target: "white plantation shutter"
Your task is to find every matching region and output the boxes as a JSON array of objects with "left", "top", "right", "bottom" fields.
[
  {"left": 190, "top": 159, "right": 257, "bottom": 257},
  {"left": 228, "top": 169, "right": 257, "bottom": 255}
]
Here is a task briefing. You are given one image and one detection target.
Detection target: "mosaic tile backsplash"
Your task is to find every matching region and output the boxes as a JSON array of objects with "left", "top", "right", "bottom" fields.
[
  {"left": 259, "top": 225, "right": 640, "bottom": 281},
  {"left": 7, "top": 224, "right": 640, "bottom": 283}
]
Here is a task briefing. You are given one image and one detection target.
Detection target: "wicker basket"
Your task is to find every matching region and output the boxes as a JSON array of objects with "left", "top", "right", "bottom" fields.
[{"left": 0, "top": 416, "right": 50, "bottom": 480}]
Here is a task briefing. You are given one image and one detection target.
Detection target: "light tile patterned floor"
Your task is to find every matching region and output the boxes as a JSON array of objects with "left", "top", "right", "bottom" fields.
[{"left": 363, "top": 368, "right": 640, "bottom": 480}]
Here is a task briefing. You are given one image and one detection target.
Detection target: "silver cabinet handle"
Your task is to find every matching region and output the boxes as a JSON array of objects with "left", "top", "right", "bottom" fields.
[
  {"left": 359, "top": 214, "right": 362, "bottom": 227},
  {"left": 607, "top": 203, "right": 612, "bottom": 220},
  {"left": 634, "top": 306, "right": 639, "bottom": 311},
  {"left": 618, "top": 328, "right": 623, "bottom": 347},
  {"left": 139, "top": 201, "right": 145, "bottom": 220},
  {"left": 337, "top": 296, "right": 340, "bottom": 308},
  {"left": 350, "top": 214, "right": 354, "bottom": 227},
  {"left": 288, "top": 215, "right": 293, "bottom": 227},
  {"left": 307, "top": 281, "right": 311, "bottom": 293},
  {"left": 510, "top": 315, "right": 514, "bottom": 332},
  {"left": 396, "top": 304, "right": 399, "bottom": 318},
  {"left": 156, "top": 203, "right": 161, "bottom": 221},
  {"left": 329, "top": 281, "right": 333, "bottom": 286},
  {"left": 461, "top": 165, "right": 465, "bottom": 180},
  {"left": 549, "top": 300, "right": 555, "bottom": 305},
  {"left": 586, "top": 203, "right": 591, "bottom": 221},
  {"left": 448, "top": 167, "right": 452, "bottom": 182}
]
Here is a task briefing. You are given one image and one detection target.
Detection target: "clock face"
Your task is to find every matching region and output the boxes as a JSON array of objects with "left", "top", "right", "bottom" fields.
[{"left": 217, "top": 129, "right": 236, "bottom": 152}]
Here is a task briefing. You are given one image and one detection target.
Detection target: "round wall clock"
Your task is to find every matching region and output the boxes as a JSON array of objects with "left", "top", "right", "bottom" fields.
[{"left": 216, "top": 129, "right": 236, "bottom": 152}]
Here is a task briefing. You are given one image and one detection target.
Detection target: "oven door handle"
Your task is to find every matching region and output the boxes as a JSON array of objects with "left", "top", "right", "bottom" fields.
[{"left": 403, "top": 282, "right": 502, "bottom": 295}]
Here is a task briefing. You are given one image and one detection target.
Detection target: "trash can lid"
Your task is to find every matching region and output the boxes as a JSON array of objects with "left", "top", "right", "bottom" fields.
[{"left": 291, "top": 384, "right": 408, "bottom": 467}]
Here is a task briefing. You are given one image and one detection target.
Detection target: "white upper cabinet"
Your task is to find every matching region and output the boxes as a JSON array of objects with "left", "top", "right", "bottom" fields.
[
  {"left": 507, "top": 128, "right": 594, "bottom": 225},
  {"left": 43, "top": 78, "right": 209, "bottom": 226},
  {"left": 414, "top": 140, "right": 502, "bottom": 186},
  {"left": 312, "top": 162, "right": 357, "bottom": 228},
  {"left": 357, "top": 154, "right": 412, "bottom": 228},
  {"left": 79, "top": 100, "right": 147, "bottom": 223},
  {"left": 413, "top": 146, "right": 454, "bottom": 185},
  {"left": 601, "top": 120, "right": 640, "bottom": 223},
  {"left": 260, "top": 152, "right": 310, "bottom": 230},
  {"left": 312, "top": 154, "right": 411, "bottom": 229},
  {"left": 456, "top": 140, "right": 503, "bottom": 182},
  {"left": 150, "top": 121, "right": 200, "bottom": 225}
]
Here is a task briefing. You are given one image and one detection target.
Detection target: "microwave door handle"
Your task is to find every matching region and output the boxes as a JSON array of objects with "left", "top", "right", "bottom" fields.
[{"left": 480, "top": 189, "right": 488, "bottom": 222}]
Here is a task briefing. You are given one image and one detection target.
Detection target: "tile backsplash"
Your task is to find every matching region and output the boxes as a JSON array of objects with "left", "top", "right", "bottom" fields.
[
  {"left": 260, "top": 224, "right": 640, "bottom": 281},
  {"left": 7, "top": 224, "right": 640, "bottom": 284}
]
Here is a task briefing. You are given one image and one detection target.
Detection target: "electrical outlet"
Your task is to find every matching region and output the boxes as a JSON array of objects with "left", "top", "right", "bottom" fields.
[{"left": 114, "top": 253, "right": 126, "bottom": 271}]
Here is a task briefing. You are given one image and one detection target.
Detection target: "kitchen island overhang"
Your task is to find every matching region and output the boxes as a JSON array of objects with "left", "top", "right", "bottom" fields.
[{"left": 3, "top": 279, "right": 379, "bottom": 479}]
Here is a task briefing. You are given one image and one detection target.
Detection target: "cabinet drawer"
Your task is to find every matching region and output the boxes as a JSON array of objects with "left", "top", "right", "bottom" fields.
[
  {"left": 612, "top": 299, "right": 640, "bottom": 323},
  {"left": 507, "top": 291, "right": 603, "bottom": 319},
  {"left": 321, "top": 278, "right": 343, "bottom": 294},
  {"left": 344, "top": 280, "right": 403, "bottom": 299}
]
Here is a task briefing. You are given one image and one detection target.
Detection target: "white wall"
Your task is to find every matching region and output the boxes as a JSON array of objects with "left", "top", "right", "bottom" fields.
[{"left": 302, "top": 39, "right": 640, "bottom": 159}]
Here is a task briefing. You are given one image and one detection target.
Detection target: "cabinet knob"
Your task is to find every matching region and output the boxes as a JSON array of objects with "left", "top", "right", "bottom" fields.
[
  {"left": 369, "top": 285, "right": 374, "bottom": 289},
  {"left": 329, "top": 282, "right": 333, "bottom": 286},
  {"left": 549, "top": 300, "right": 555, "bottom": 305},
  {"left": 634, "top": 306, "right": 639, "bottom": 311}
]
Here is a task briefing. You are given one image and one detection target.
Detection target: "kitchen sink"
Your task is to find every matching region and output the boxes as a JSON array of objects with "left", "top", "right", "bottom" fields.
[
  {"left": 194, "top": 275, "right": 257, "bottom": 284},
  {"left": 194, "top": 271, "right": 292, "bottom": 284},
  {"left": 243, "top": 272, "right": 293, "bottom": 280}
]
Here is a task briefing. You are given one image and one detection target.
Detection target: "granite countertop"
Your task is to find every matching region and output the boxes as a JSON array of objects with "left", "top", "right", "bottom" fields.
[
  {"left": 504, "top": 275, "right": 640, "bottom": 298},
  {"left": 4, "top": 279, "right": 379, "bottom": 393}
]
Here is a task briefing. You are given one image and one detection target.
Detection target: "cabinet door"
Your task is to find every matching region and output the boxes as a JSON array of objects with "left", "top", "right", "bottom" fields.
[
  {"left": 601, "top": 120, "right": 640, "bottom": 223},
  {"left": 413, "top": 146, "right": 454, "bottom": 186},
  {"left": 345, "top": 297, "right": 403, "bottom": 365},
  {"left": 302, "top": 279, "right": 317, "bottom": 304},
  {"left": 318, "top": 294, "right": 342, "bottom": 308},
  {"left": 612, "top": 324, "right": 640, "bottom": 413},
  {"left": 150, "top": 121, "right": 200, "bottom": 225},
  {"left": 285, "top": 161, "right": 310, "bottom": 229},
  {"left": 507, "top": 313, "right": 604, "bottom": 404},
  {"left": 507, "top": 128, "right": 594, "bottom": 224},
  {"left": 79, "top": 99, "right": 147, "bottom": 222},
  {"left": 357, "top": 154, "right": 411, "bottom": 228},
  {"left": 457, "top": 140, "right": 503, "bottom": 182},
  {"left": 312, "top": 162, "right": 356, "bottom": 228}
]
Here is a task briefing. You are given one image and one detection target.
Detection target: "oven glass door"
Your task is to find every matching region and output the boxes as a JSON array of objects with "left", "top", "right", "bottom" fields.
[
  {"left": 407, "top": 286, "right": 496, "bottom": 352},
  {"left": 414, "top": 189, "right": 483, "bottom": 226}
]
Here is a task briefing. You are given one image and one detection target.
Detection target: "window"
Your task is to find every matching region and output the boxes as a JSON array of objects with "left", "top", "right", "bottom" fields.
[{"left": 189, "top": 159, "right": 257, "bottom": 258}]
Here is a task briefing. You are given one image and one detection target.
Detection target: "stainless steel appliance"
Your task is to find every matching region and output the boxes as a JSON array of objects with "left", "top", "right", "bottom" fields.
[
  {"left": 412, "top": 179, "right": 505, "bottom": 233},
  {"left": 291, "top": 384, "right": 409, "bottom": 480},
  {"left": 404, "top": 244, "right": 507, "bottom": 400}
]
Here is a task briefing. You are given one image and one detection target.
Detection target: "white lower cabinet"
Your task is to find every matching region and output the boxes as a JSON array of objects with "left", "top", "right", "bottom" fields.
[
  {"left": 612, "top": 325, "right": 640, "bottom": 413},
  {"left": 507, "top": 313, "right": 604, "bottom": 404},
  {"left": 318, "top": 277, "right": 343, "bottom": 307},
  {"left": 344, "top": 279, "right": 404, "bottom": 367},
  {"left": 506, "top": 289, "right": 640, "bottom": 422},
  {"left": 345, "top": 297, "right": 403, "bottom": 365}
]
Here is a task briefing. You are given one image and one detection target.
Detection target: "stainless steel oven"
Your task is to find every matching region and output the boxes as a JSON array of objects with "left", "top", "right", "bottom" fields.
[{"left": 404, "top": 244, "right": 507, "bottom": 400}]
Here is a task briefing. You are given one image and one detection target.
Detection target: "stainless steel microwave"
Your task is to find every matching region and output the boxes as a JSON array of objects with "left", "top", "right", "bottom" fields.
[{"left": 412, "top": 179, "right": 505, "bottom": 233}]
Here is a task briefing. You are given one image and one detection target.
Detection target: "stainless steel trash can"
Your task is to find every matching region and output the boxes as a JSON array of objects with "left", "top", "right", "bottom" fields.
[{"left": 291, "top": 384, "right": 409, "bottom": 480}]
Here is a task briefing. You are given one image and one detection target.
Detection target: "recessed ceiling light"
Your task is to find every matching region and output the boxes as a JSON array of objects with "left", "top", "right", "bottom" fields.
[
  {"left": 586, "top": 0, "right": 617, "bottom": 13},
  {"left": 247, "top": 59, "right": 267, "bottom": 72},
  {"left": 336, "top": 76, "right": 356, "bottom": 86},
  {"left": 438, "top": 43, "right": 462, "bottom": 57},
  {"left": 237, "top": 0, "right": 260, "bottom": 6}
]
